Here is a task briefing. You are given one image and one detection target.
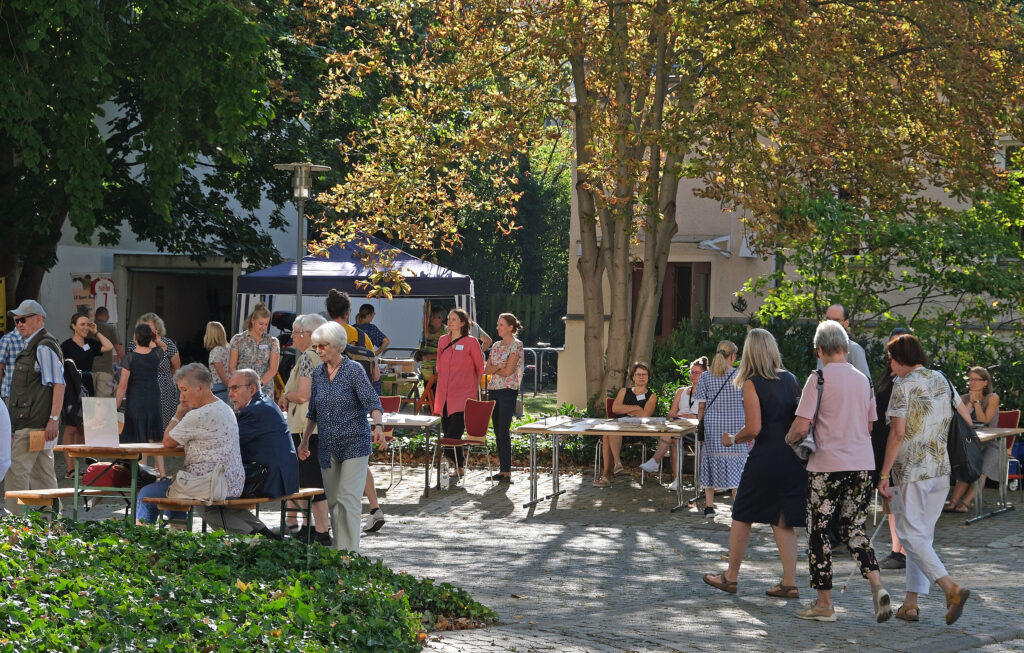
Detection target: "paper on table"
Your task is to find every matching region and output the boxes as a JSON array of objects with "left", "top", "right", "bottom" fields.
[{"left": 83, "top": 397, "right": 120, "bottom": 447}]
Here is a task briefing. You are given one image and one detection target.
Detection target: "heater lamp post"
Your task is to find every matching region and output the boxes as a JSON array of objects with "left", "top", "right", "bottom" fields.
[{"left": 273, "top": 162, "right": 330, "bottom": 313}]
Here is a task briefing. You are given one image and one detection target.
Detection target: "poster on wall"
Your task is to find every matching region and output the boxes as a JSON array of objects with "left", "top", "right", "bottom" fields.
[{"left": 70, "top": 273, "right": 118, "bottom": 324}]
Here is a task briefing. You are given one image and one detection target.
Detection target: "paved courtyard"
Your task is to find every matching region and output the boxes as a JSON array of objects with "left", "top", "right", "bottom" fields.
[
  {"left": 31, "top": 456, "right": 1024, "bottom": 652},
  {"left": 358, "top": 464, "right": 1024, "bottom": 653}
]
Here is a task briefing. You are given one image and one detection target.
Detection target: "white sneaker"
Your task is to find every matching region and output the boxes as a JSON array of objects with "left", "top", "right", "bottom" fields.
[
  {"left": 667, "top": 478, "right": 679, "bottom": 491},
  {"left": 640, "top": 458, "right": 661, "bottom": 473},
  {"left": 362, "top": 508, "right": 386, "bottom": 533}
]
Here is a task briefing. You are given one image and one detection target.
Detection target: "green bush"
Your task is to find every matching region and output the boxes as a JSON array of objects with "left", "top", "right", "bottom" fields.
[{"left": 0, "top": 516, "right": 497, "bottom": 652}]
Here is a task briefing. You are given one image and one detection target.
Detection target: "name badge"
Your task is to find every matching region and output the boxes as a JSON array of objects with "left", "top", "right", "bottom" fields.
[
  {"left": 455, "top": 344, "right": 464, "bottom": 351},
  {"left": 259, "top": 344, "right": 269, "bottom": 350},
  {"left": 635, "top": 393, "right": 646, "bottom": 401},
  {"left": 82, "top": 343, "right": 91, "bottom": 351}
]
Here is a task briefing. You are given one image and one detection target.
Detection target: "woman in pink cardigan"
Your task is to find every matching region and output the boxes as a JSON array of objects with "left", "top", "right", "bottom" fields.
[{"left": 434, "top": 308, "right": 485, "bottom": 476}]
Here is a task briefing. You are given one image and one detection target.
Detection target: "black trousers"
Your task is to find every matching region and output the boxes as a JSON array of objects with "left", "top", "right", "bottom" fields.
[
  {"left": 442, "top": 405, "right": 466, "bottom": 467},
  {"left": 489, "top": 388, "right": 518, "bottom": 473}
]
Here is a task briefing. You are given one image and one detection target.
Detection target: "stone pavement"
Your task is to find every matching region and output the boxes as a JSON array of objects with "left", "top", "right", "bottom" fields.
[
  {"left": 356, "top": 464, "right": 1024, "bottom": 653},
  {"left": 30, "top": 456, "right": 1024, "bottom": 652}
]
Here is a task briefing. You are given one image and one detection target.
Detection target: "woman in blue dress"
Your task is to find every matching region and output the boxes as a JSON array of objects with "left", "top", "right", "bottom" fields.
[
  {"left": 703, "top": 328, "right": 806, "bottom": 599},
  {"left": 693, "top": 340, "right": 746, "bottom": 516}
]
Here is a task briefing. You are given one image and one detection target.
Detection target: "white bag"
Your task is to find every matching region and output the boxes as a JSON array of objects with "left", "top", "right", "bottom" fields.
[{"left": 166, "top": 463, "right": 228, "bottom": 504}]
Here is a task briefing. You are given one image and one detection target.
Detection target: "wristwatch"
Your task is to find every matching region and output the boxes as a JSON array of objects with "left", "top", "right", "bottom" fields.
[{"left": 49, "top": 414, "right": 59, "bottom": 422}]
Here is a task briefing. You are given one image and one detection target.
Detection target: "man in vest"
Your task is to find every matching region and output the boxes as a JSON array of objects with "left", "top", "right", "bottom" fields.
[{"left": 4, "top": 300, "right": 63, "bottom": 514}]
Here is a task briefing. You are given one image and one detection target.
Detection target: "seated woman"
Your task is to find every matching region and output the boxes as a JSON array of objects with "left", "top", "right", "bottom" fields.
[
  {"left": 944, "top": 366, "right": 1001, "bottom": 512},
  {"left": 136, "top": 363, "right": 264, "bottom": 534},
  {"left": 641, "top": 356, "right": 708, "bottom": 490},
  {"left": 594, "top": 362, "right": 657, "bottom": 487}
]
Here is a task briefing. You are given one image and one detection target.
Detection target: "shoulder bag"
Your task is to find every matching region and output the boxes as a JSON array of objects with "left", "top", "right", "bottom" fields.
[
  {"left": 790, "top": 370, "right": 823, "bottom": 465},
  {"left": 167, "top": 462, "right": 229, "bottom": 504},
  {"left": 241, "top": 461, "right": 269, "bottom": 498},
  {"left": 696, "top": 370, "right": 736, "bottom": 443},
  {"left": 942, "top": 374, "right": 983, "bottom": 483}
]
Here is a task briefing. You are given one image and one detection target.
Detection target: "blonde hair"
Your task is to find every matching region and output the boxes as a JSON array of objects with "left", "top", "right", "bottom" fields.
[
  {"left": 734, "top": 328, "right": 782, "bottom": 387},
  {"left": 709, "top": 340, "right": 738, "bottom": 377},
  {"left": 136, "top": 312, "right": 166, "bottom": 337},
  {"left": 204, "top": 321, "right": 228, "bottom": 349},
  {"left": 244, "top": 302, "right": 272, "bottom": 330}
]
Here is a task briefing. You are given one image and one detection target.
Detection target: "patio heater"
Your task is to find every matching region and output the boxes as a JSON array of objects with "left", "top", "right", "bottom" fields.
[{"left": 273, "top": 162, "right": 331, "bottom": 313}]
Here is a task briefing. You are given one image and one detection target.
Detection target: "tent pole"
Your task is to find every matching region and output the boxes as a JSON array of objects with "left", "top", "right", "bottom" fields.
[{"left": 296, "top": 193, "right": 304, "bottom": 314}]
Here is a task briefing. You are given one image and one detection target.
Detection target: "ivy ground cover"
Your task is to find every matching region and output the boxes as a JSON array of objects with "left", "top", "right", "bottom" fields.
[{"left": 0, "top": 516, "right": 496, "bottom": 652}]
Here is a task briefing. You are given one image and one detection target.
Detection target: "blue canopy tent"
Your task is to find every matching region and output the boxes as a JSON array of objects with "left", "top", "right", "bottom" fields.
[{"left": 234, "top": 234, "right": 476, "bottom": 347}]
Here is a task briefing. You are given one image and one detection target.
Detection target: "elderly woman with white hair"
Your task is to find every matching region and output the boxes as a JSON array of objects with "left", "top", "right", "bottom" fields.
[
  {"left": 298, "top": 321, "right": 386, "bottom": 552},
  {"left": 785, "top": 320, "right": 891, "bottom": 623},
  {"left": 277, "top": 313, "right": 330, "bottom": 542},
  {"left": 136, "top": 363, "right": 245, "bottom": 526}
]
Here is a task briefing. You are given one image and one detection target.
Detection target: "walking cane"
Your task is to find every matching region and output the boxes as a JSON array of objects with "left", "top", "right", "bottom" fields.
[{"left": 840, "top": 517, "right": 888, "bottom": 593}]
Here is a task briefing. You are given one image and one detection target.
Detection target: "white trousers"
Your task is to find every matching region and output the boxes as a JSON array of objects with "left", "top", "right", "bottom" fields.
[
  {"left": 891, "top": 475, "right": 949, "bottom": 594},
  {"left": 322, "top": 455, "right": 368, "bottom": 553}
]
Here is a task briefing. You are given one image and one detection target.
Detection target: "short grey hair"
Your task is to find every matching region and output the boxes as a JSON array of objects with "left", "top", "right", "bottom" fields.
[
  {"left": 173, "top": 362, "right": 212, "bottom": 389},
  {"left": 234, "top": 368, "right": 261, "bottom": 388},
  {"left": 293, "top": 313, "right": 327, "bottom": 332},
  {"left": 814, "top": 320, "right": 850, "bottom": 356},
  {"left": 311, "top": 321, "right": 347, "bottom": 351}
]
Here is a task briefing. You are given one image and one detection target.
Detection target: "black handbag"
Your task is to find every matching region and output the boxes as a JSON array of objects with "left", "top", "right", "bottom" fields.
[
  {"left": 241, "top": 462, "right": 270, "bottom": 498},
  {"left": 943, "top": 375, "right": 983, "bottom": 483}
]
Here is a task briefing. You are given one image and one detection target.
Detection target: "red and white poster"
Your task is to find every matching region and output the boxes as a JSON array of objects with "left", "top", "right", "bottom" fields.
[{"left": 70, "top": 273, "right": 118, "bottom": 324}]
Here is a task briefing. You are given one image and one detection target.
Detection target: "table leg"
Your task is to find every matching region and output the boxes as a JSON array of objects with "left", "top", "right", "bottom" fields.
[
  {"left": 967, "top": 436, "right": 1016, "bottom": 524},
  {"left": 675, "top": 435, "right": 684, "bottom": 506},
  {"left": 523, "top": 433, "right": 541, "bottom": 509},
  {"left": 129, "top": 461, "right": 139, "bottom": 526},
  {"left": 72, "top": 459, "right": 82, "bottom": 522},
  {"left": 673, "top": 433, "right": 698, "bottom": 512},
  {"left": 423, "top": 423, "right": 432, "bottom": 498}
]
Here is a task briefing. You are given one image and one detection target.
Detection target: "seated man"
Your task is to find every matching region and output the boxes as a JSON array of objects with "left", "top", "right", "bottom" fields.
[{"left": 228, "top": 368, "right": 300, "bottom": 499}]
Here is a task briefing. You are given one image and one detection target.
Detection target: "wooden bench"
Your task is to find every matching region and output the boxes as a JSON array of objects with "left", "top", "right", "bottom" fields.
[
  {"left": 142, "top": 488, "right": 324, "bottom": 538},
  {"left": 6, "top": 487, "right": 130, "bottom": 518}
]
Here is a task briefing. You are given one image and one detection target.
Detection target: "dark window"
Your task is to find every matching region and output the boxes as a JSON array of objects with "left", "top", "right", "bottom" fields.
[{"left": 632, "top": 262, "right": 710, "bottom": 342}]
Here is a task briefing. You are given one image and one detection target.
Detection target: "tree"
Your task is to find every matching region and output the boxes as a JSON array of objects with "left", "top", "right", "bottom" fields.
[
  {"left": 314, "top": 0, "right": 1024, "bottom": 411},
  {"left": 1, "top": 1, "right": 273, "bottom": 305}
]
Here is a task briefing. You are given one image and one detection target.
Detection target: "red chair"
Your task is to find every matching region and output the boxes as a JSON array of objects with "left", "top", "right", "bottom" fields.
[
  {"left": 998, "top": 410, "right": 1021, "bottom": 500},
  {"left": 593, "top": 397, "right": 651, "bottom": 483},
  {"left": 414, "top": 374, "right": 437, "bottom": 416},
  {"left": 430, "top": 398, "right": 495, "bottom": 487},
  {"left": 379, "top": 395, "right": 403, "bottom": 489}
]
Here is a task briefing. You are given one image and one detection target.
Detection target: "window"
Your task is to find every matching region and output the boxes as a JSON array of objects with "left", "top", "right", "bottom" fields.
[{"left": 632, "top": 262, "right": 710, "bottom": 340}]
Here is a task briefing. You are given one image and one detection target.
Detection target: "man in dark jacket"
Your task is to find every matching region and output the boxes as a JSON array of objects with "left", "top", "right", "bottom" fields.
[{"left": 228, "top": 368, "right": 299, "bottom": 498}]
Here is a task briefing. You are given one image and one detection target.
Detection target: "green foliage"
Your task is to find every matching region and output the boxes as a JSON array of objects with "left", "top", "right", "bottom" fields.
[
  {"left": 0, "top": 0, "right": 277, "bottom": 288},
  {"left": 736, "top": 190, "right": 1024, "bottom": 411},
  {"left": 0, "top": 515, "right": 496, "bottom": 652},
  {"left": 649, "top": 314, "right": 819, "bottom": 402}
]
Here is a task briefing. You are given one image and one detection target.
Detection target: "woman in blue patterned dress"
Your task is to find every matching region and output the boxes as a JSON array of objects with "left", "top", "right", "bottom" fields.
[
  {"left": 693, "top": 340, "right": 746, "bottom": 517},
  {"left": 298, "top": 321, "right": 386, "bottom": 553},
  {"left": 355, "top": 304, "right": 390, "bottom": 354},
  {"left": 703, "top": 329, "right": 806, "bottom": 599}
]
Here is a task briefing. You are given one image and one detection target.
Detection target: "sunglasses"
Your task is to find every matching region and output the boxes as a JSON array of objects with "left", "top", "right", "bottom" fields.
[
  {"left": 312, "top": 343, "right": 331, "bottom": 351},
  {"left": 13, "top": 314, "right": 36, "bottom": 325}
]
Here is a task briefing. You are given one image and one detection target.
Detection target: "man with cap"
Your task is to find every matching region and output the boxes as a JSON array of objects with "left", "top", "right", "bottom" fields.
[{"left": 4, "top": 300, "right": 63, "bottom": 514}]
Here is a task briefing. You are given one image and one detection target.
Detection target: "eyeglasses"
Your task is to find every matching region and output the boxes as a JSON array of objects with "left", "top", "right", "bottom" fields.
[
  {"left": 13, "top": 314, "right": 36, "bottom": 325},
  {"left": 312, "top": 343, "right": 331, "bottom": 351},
  {"left": 968, "top": 377, "right": 984, "bottom": 383},
  {"left": 228, "top": 383, "right": 255, "bottom": 391},
  {"left": 291, "top": 330, "right": 306, "bottom": 336}
]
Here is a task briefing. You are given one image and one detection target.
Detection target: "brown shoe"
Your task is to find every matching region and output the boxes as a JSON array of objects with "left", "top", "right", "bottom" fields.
[
  {"left": 702, "top": 572, "right": 737, "bottom": 594},
  {"left": 945, "top": 585, "right": 970, "bottom": 625},
  {"left": 895, "top": 604, "right": 920, "bottom": 622}
]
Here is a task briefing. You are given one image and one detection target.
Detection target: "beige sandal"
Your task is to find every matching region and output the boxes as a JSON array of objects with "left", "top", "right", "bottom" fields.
[{"left": 592, "top": 476, "right": 611, "bottom": 487}]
